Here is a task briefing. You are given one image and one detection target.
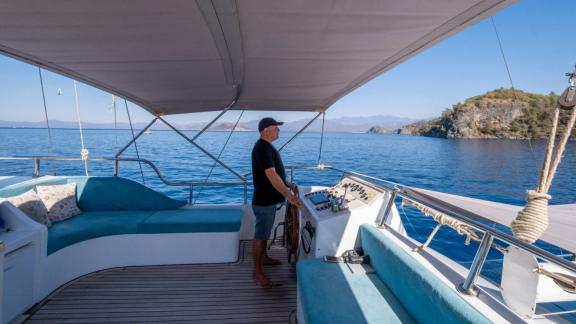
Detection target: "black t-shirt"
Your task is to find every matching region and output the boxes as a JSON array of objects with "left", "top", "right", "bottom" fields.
[{"left": 251, "top": 138, "right": 287, "bottom": 206}]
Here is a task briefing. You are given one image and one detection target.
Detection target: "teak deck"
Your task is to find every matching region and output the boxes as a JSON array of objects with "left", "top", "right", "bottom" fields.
[{"left": 26, "top": 241, "right": 297, "bottom": 323}]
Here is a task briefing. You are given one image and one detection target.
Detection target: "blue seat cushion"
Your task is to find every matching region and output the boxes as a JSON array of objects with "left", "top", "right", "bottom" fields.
[
  {"left": 70, "top": 177, "right": 186, "bottom": 211},
  {"left": 297, "top": 258, "right": 414, "bottom": 324},
  {"left": 48, "top": 211, "right": 154, "bottom": 255},
  {"left": 138, "top": 208, "right": 242, "bottom": 234},
  {"left": 0, "top": 176, "right": 186, "bottom": 212},
  {"left": 359, "top": 224, "right": 491, "bottom": 324}
]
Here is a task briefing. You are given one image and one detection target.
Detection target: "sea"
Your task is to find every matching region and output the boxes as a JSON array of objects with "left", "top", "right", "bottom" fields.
[{"left": 1, "top": 128, "right": 575, "bottom": 284}]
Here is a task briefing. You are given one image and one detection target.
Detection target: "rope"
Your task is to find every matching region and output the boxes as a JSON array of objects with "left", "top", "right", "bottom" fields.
[
  {"left": 38, "top": 68, "right": 56, "bottom": 175},
  {"left": 112, "top": 95, "right": 118, "bottom": 151},
  {"left": 490, "top": 16, "right": 535, "bottom": 154},
  {"left": 317, "top": 112, "right": 325, "bottom": 165},
  {"left": 124, "top": 99, "right": 146, "bottom": 184},
  {"left": 194, "top": 110, "right": 244, "bottom": 204},
  {"left": 511, "top": 71, "right": 576, "bottom": 243},
  {"left": 404, "top": 199, "right": 482, "bottom": 246},
  {"left": 72, "top": 81, "right": 89, "bottom": 176}
]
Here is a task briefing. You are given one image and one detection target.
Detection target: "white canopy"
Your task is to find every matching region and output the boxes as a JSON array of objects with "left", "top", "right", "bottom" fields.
[
  {"left": 410, "top": 188, "right": 576, "bottom": 253},
  {"left": 0, "top": 0, "right": 513, "bottom": 115}
]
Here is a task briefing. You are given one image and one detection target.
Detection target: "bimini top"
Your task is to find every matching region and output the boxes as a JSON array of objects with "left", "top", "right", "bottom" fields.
[{"left": 0, "top": 0, "right": 513, "bottom": 115}]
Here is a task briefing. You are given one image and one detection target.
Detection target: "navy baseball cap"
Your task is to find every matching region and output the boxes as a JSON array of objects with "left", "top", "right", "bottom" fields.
[{"left": 258, "top": 117, "right": 284, "bottom": 132}]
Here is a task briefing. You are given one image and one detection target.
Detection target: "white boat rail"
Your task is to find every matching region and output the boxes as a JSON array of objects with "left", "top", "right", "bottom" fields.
[
  {"left": 0, "top": 156, "right": 249, "bottom": 205},
  {"left": 1, "top": 156, "right": 575, "bottom": 299},
  {"left": 286, "top": 164, "right": 576, "bottom": 297}
]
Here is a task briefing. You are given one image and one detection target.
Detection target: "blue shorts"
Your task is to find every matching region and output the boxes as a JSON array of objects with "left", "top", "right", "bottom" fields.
[{"left": 252, "top": 204, "right": 277, "bottom": 240}]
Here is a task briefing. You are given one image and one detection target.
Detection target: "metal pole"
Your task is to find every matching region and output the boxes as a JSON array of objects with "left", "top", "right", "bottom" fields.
[
  {"left": 378, "top": 191, "right": 397, "bottom": 227},
  {"left": 243, "top": 182, "right": 248, "bottom": 205},
  {"left": 191, "top": 107, "right": 231, "bottom": 142},
  {"left": 279, "top": 112, "right": 322, "bottom": 152},
  {"left": 34, "top": 158, "right": 40, "bottom": 177},
  {"left": 157, "top": 116, "right": 246, "bottom": 181},
  {"left": 191, "top": 86, "right": 240, "bottom": 142},
  {"left": 290, "top": 167, "right": 294, "bottom": 185},
  {"left": 113, "top": 159, "right": 119, "bottom": 176},
  {"left": 114, "top": 117, "right": 158, "bottom": 158},
  {"left": 189, "top": 185, "right": 193, "bottom": 205},
  {"left": 459, "top": 233, "right": 494, "bottom": 296}
]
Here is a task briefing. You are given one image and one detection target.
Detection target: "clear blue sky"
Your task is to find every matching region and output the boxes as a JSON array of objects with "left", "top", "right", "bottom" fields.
[{"left": 1, "top": 0, "right": 575, "bottom": 124}]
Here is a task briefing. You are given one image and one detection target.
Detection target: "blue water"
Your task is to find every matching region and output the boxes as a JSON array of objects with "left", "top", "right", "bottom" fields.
[{"left": 1, "top": 128, "right": 575, "bottom": 284}]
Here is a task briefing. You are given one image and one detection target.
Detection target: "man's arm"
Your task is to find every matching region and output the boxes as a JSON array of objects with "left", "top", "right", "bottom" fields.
[{"left": 264, "top": 168, "right": 303, "bottom": 208}]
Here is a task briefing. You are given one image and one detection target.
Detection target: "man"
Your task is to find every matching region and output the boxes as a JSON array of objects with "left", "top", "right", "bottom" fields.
[{"left": 251, "top": 117, "right": 303, "bottom": 288}]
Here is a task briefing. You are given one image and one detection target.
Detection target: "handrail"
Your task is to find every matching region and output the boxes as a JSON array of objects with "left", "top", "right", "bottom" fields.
[
  {"left": 0, "top": 156, "right": 249, "bottom": 205},
  {"left": 3, "top": 157, "right": 575, "bottom": 285},
  {"left": 286, "top": 164, "right": 576, "bottom": 284}
]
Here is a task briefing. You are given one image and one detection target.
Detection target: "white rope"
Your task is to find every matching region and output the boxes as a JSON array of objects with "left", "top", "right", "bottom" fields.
[
  {"left": 511, "top": 77, "right": 576, "bottom": 243},
  {"left": 73, "top": 81, "right": 89, "bottom": 176},
  {"left": 405, "top": 199, "right": 481, "bottom": 246}
]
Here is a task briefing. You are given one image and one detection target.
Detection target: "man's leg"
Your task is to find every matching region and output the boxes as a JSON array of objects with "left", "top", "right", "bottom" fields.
[
  {"left": 252, "top": 239, "right": 270, "bottom": 287},
  {"left": 252, "top": 204, "right": 278, "bottom": 288}
]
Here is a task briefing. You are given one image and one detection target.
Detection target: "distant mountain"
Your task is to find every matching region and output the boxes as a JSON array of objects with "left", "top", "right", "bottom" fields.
[
  {"left": 248, "top": 114, "right": 419, "bottom": 133},
  {"left": 0, "top": 114, "right": 419, "bottom": 133}
]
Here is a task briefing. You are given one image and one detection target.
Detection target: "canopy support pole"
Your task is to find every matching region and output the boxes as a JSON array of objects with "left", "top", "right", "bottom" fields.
[
  {"left": 192, "top": 85, "right": 240, "bottom": 141},
  {"left": 157, "top": 116, "right": 246, "bottom": 182},
  {"left": 115, "top": 117, "right": 158, "bottom": 158},
  {"left": 279, "top": 112, "right": 322, "bottom": 152}
]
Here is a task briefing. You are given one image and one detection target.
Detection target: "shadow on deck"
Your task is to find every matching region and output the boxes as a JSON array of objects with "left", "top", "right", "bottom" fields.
[{"left": 26, "top": 241, "right": 297, "bottom": 323}]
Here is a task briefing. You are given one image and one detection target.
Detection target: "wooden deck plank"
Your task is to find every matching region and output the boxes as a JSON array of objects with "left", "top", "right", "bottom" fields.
[{"left": 26, "top": 241, "right": 297, "bottom": 323}]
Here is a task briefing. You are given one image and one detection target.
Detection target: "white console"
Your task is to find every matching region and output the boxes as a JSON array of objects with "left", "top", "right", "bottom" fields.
[
  {"left": 0, "top": 202, "right": 44, "bottom": 324},
  {"left": 298, "top": 176, "right": 405, "bottom": 259}
]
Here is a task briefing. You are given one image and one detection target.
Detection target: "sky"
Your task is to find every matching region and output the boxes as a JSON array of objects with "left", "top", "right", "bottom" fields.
[{"left": 1, "top": 0, "right": 575, "bottom": 125}]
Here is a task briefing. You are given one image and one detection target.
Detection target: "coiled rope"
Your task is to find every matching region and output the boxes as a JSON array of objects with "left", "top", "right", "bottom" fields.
[
  {"left": 72, "top": 81, "right": 89, "bottom": 176},
  {"left": 511, "top": 69, "right": 576, "bottom": 243}
]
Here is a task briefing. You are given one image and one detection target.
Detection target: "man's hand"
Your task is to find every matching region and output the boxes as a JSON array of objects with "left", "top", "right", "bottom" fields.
[
  {"left": 288, "top": 193, "right": 304, "bottom": 209},
  {"left": 264, "top": 168, "right": 304, "bottom": 208}
]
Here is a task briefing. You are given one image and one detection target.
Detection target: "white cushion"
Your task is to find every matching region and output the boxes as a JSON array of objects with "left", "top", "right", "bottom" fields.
[
  {"left": 4, "top": 189, "right": 50, "bottom": 226},
  {"left": 37, "top": 183, "right": 82, "bottom": 223}
]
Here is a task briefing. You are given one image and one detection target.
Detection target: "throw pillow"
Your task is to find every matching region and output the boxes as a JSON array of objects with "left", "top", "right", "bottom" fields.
[
  {"left": 4, "top": 189, "right": 51, "bottom": 226},
  {"left": 37, "top": 183, "right": 82, "bottom": 223}
]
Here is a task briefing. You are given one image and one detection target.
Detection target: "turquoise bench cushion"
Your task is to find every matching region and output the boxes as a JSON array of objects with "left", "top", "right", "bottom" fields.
[
  {"left": 48, "top": 211, "right": 154, "bottom": 255},
  {"left": 0, "top": 176, "right": 186, "bottom": 211},
  {"left": 71, "top": 177, "right": 186, "bottom": 211},
  {"left": 359, "top": 224, "right": 491, "bottom": 324},
  {"left": 297, "top": 258, "right": 414, "bottom": 324},
  {"left": 139, "top": 208, "right": 242, "bottom": 234}
]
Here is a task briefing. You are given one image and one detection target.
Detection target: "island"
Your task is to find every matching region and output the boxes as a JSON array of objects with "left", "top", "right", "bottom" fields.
[{"left": 397, "top": 89, "right": 574, "bottom": 140}]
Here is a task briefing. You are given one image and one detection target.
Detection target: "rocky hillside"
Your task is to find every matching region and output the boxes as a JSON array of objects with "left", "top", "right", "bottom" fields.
[
  {"left": 398, "top": 89, "right": 574, "bottom": 140},
  {"left": 366, "top": 126, "right": 389, "bottom": 134}
]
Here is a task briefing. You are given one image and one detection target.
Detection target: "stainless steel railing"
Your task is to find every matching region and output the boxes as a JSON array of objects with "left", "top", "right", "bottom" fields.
[
  {"left": 0, "top": 156, "right": 249, "bottom": 205},
  {"left": 286, "top": 164, "right": 576, "bottom": 296},
  {"left": 2, "top": 156, "right": 575, "bottom": 296}
]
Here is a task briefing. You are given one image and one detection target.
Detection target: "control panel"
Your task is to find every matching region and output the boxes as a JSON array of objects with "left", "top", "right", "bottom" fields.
[
  {"left": 299, "top": 176, "right": 400, "bottom": 259},
  {"left": 303, "top": 176, "right": 383, "bottom": 216}
]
